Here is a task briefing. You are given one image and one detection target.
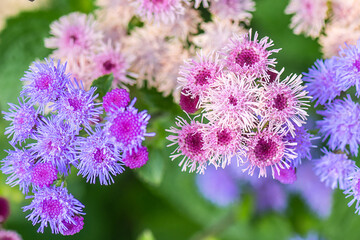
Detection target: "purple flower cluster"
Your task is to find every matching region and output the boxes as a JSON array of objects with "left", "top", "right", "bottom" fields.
[
  {"left": 167, "top": 30, "right": 314, "bottom": 179},
  {"left": 1, "top": 59, "right": 154, "bottom": 234},
  {"left": 303, "top": 39, "right": 360, "bottom": 214}
]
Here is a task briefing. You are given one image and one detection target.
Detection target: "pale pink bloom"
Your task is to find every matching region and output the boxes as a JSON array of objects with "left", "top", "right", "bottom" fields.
[
  {"left": 243, "top": 129, "right": 297, "bottom": 178},
  {"left": 202, "top": 72, "right": 261, "bottom": 131},
  {"left": 156, "top": 39, "right": 192, "bottom": 102},
  {"left": 202, "top": 123, "right": 246, "bottom": 168},
  {"left": 45, "top": 12, "right": 103, "bottom": 57},
  {"left": 91, "top": 41, "right": 135, "bottom": 88},
  {"left": 261, "top": 74, "right": 310, "bottom": 136},
  {"left": 194, "top": 0, "right": 210, "bottom": 8},
  {"left": 209, "top": 0, "right": 255, "bottom": 24},
  {"left": 177, "top": 50, "right": 222, "bottom": 99},
  {"left": 166, "top": 116, "right": 209, "bottom": 174},
  {"left": 320, "top": 23, "right": 360, "bottom": 58},
  {"left": 193, "top": 18, "right": 247, "bottom": 54},
  {"left": 221, "top": 30, "right": 280, "bottom": 78},
  {"left": 331, "top": 0, "right": 360, "bottom": 26},
  {"left": 124, "top": 25, "right": 169, "bottom": 88},
  {"left": 131, "top": 0, "right": 186, "bottom": 24},
  {"left": 285, "top": 0, "right": 328, "bottom": 38}
]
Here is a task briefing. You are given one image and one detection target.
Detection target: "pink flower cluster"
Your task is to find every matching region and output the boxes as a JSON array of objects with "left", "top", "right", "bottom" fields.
[
  {"left": 44, "top": 0, "right": 256, "bottom": 102},
  {"left": 285, "top": 0, "right": 360, "bottom": 57},
  {"left": 167, "top": 30, "right": 311, "bottom": 178}
]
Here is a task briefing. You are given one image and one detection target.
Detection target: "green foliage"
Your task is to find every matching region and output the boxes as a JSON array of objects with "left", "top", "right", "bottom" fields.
[{"left": 91, "top": 74, "right": 114, "bottom": 100}]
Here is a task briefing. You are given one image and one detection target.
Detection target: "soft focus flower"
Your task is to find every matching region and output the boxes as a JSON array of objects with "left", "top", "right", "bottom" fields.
[
  {"left": 167, "top": 116, "right": 208, "bottom": 173},
  {"left": 274, "top": 166, "right": 297, "bottom": 184},
  {"left": 45, "top": 12, "right": 103, "bottom": 57},
  {"left": 104, "top": 98, "right": 155, "bottom": 154},
  {"left": 313, "top": 149, "right": 356, "bottom": 190},
  {"left": 0, "top": 230, "right": 22, "bottom": 240},
  {"left": 3, "top": 98, "right": 37, "bottom": 146},
  {"left": 344, "top": 167, "right": 360, "bottom": 214},
  {"left": 209, "top": 0, "right": 255, "bottom": 24},
  {"left": 20, "top": 59, "right": 70, "bottom": 112},
  {"left": 255, "top": 179, "right": 287, "bottom": 212},
  {"left": 122, "top": 146, "right": 149, "bottom": 169},
  {"left": 221, "top": 30, "right": 280, "bottom": 78},
  {"left": 1, "top": 148, "right": 34, "bottom": 194},
  {"left": 303, "top": 58, "right": 343, "bottom": 106},
  {"left": 285, "top": 0, "right": 328, "bottom": 38},
  {"left": 0, "top": 197, "right": 10, "bottom": 223},
  {"left": 317, "top": 95, "right": 360, "bottom": 157},
  {"left": 75, "top": 127, "right": 124, "bottom": 185},
  {"left": 23, "top": 186, "right": 85, "bottom": 234}
]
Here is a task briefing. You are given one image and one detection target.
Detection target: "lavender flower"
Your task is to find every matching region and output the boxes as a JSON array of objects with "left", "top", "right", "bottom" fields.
[
  {"left": 31, "top": 162, "right": 58, "bottom": 189},
  {"left": 122, "top": 146, "right": 149, "bottom": 169},
  {"left": 20, "top": 59, "right": 70, "bottom": 112},
  {"left": 75, "top": 127, "right": 124, "bottom": 185},
  {"left": 61, "top": 215, "right": 84, "bottom": 236},
  {"left": 343, "top": 167, "right": 360, "bottom": 214},
  {"left": 313, "top": 149, "right": 356, "bottom": 190},
  {"left": 1, "top": 148, "right": 34, "bottom": 194},
  {"left": 23, "top": 186, "right": 85, "bottom": 234},
  {"left": 52, "top": 80, "right": 102, "bottom": 132},
  {"left": 2, "top": 97, "right": 37, "bottom": 146},
  {"left": 317, "top": 95, "right": 360, "bottom": 156},
  {"left": 103, "top": 88, "right": 130, "bottom": 113},
  {"left": 104, "top": 98, "right": 155, "bottom": 154},
  {"left": 29, "top": 116, "right": 75, "bottom": 175}
]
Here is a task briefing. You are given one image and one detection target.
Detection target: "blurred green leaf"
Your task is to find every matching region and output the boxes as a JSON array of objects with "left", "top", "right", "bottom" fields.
[
  {"left": 91, "top": 74, "right": 114, "bottom": 100},
  {"left": 136, "top": 148, "right": 166, "bottom": 186},
  {"left": 137, "top": 229, "right": 156, "bottom": 240}
]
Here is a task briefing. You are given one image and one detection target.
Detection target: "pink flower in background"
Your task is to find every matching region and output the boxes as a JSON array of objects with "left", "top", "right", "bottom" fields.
[
  {"left": 210, "top": 0, "right": 255, "bottom": 24},
  {"left": 285, "top": 0, "right": 328, "bottom": 38}
]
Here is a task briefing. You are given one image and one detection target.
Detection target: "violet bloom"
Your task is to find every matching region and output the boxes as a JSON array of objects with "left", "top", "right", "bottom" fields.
[
  {"left": 167, "top": 116, "right": 209, "bottom": 174},
  {"left": 61, "top": 215, "right": 84, "bottom": 236},
  {"left": 29, "top": 116, "right": 75, "bottom": 175},
  {"left": 20, "top": 59, "right": 70, "bottom": 112},
  {"left": 317, "top": 95, "right": 360, "bottom": 156},
  {"left": 1, "top": 148, "right": 34, "bottom": 194},
  {"left": 221, "top": 30, "right": 280, "bottom": 78},
  {"left": 335, "top": 40, "right": 360, "bottom": 96},
  {"left": 313, "top": 149, "right": 356, "bottom": 190},
  {"left": 52, "top": 80, "right": 102, "bottom": 132},
  {"left": 104, "top": 98, "right": 155, "bottom": 155},
  {"left": 3, "top": 97, "right": 37, "bottom": 146},
  {"left": 303, "top": 58, "right": 343, "bottom": 107},
  {"left": 255, "top": 180, "right": 287, "bottom": 213},
  {"left": 196, "top": 165, "right": 240, "bottom": 206},
  {"left": 343, "top": 167, "right": 360, "bottom": 214},
  {"left": 75, "top": 127, "right": 124, "bottom": 185},
  {"left": 0, "top": 197, "right": 10, "bottom": 223},
  {"left": 122, "top": 146, "right": 149, "bottom": 169},
  {"left": 275, "top": 166, "right": 297, "bottom": 184},
  {"left": 103, "top": 88, "right": 130, "bottom": 113},
  {"left": 23, "top": 186, "right": 85, "bottom": 234},
  {"left": 0, "top": 230, "right": 22, "bottom": 240},
  {"left": 31, "top": 162, "right": 58, "bottom": 189}
]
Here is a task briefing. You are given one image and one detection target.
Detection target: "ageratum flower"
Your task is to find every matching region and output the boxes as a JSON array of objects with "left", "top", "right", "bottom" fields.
[
  {"left": 344, "top": 167, "right": 360, "bottom": 214},
  {"left": 166, "top": 116, "right": 209, "bottom": 174},
  {"left": 313, "top": 149, "right": 356, "bottom": 190},
  {"left": 0, "top": 230, "right": 22, "bottom": 240},
  {"left": 317, "top": 95, "right": 360, "bottom": 156},
  {"left": 209, "top": 0, "right": 255, "bottom": 24},
  {"left": 104, "top": 98, "right": 155, "bottom": 154},
  {"left": 20, "top": 59, "right": 70, "bottom": 112},
  {"left": 3, "top": 97, "right": 37, "bottom": 146},
  {"left": 0, "top": 197, "right": 10, "bottom": 223},
  {"left": 261, "top": 74, "right": 310, "bottom": 136},
  {"left": 335, "top": 40, "right": 360, "bottom": 96},
  {"left": 122, "top": 146, "right": 149, "bottom": 169},
  {"left": 31, "top": 162, "right": 58, "bottom": 189},
  {"left": 179, "top": 88, "right": 200, "bottom": 114},
  {"left": 75, "top": 127, "right": 124, "bottom": 185},
  {"left": 52, "top": 80, "right": 102, "bottom": 132},
  {"left": 221, "top": 30, "right": 280, "bottom": 78},
  {"left": 103, "top": 88, "right": 130, "bottom": 113},
  {"left": 202, "top": 72, "right": 260, "bottom": 131},
  {"left": 29, "top": 116, "right": 76, "bottom": 175},
  {"left": 243, "top": 129, "right": 297, "bottom": 178},
  {"left": 274, "top": 166, "right": 297, "bottom": 184},
  {"left": 303, "top": 58, "right": 343, "bottom": 107},
  {"left": 132, "top": 0, "right": 185, "bottom": 24},
  {"left": 61, "top": 215, "right": 84, "bottom": 236},
  {"left": 177, "top": 50, "right": 222, "bottom": 99},
  {"left": 1, "top": 148, "right": 34, "bottom": 194},
  {"left": 23, "top": 186, "right": 84, "bottom": 234}
]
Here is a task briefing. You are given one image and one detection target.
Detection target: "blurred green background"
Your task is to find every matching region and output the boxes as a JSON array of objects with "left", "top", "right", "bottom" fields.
[{"left": 0, "top": 0, "right": 359, "bottom": 239}]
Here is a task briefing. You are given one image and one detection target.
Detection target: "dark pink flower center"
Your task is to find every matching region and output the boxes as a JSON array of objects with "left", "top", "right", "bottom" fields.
[
  {"left": 267, "top": 70, "right": 278, "bottom": 83},
  {"left": 93, "top": 148, "right": 106, "bottom": 163},
  {"left": 42, "top": 199, "right": 63, "bottom": 218},
  {"left": 228, "top": 95, "right": 238, "bottom": 106},
  {"left": 235, "top": 48, "right": 260, "bottom": 67},
  {"left": 355, "top": 179, "right": 360, "bottom": 194},
  {"left": 217, "top": 129, "right": 232, "bottom": 146},
  {"left": 254, "top": 137, "right": 278, "bottom": 161},
  {"left": 179, "top": 89, "right": 199, "bottom": 114},
  {"left": 194, "top": 69, "right": 211, "bottom": 86},
  {"left": 353, "top": 58, "right": 360, "bottom": 72},
  {"left": 185, "top": 132, "right": 203, "bottom": 155},
  {"left": 69, "top": 35, "right": 78, "bottom": 43},
  {"left": 36, "top": 74, "right": 52, "bottom": 90},
  {"left": 68, "top": 98, "right": 82, "bottom": 111},
  {"left": 273, "top": 94, "right": 288, "bottom": 111},
  {"left": 103, "top": 60, "right": 116, "bottom": 72}
]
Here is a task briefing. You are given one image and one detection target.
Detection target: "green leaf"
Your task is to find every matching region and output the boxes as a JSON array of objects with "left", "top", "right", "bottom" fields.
[
  {"left": 90, "top": 74, "right": 114, "bottom": 100},
  {"left": 137, "top": 229, "right": 156, "bottom": 240},
  {"left": 135, "top": 148, "right": 165, "bottom": 186}
]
